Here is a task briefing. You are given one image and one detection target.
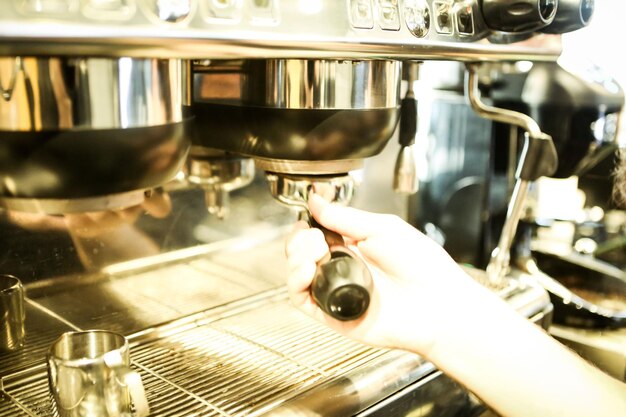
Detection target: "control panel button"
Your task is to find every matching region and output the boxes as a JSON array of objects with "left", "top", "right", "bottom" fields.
[
  {"left": 455, "top": 1, "right": 474, "bottom": 35},
  {"left": 376, "top": 0, "right": 400, "bottom": 31},
  {"left": 146, "top": 0, "right": 192, "bottom": 23},
  {"left": 433, "top": 0, "right": 452, "bottom": 34},
  {"left": 349, "top": 0, "right": 374, "bottom": 29},
  {"left": 201, "top": 0, "right": 242, "bottom": 21},
  {"left": 248, "top": 0, "right": 278, "bottom": 24},
  {"left": 17, "top": 0, "right": 79, "bottom": 15},
  {"left": 83, "top": 0, "right": 135, "bottom": 20},
  {"left": 404, "top": 0, "right": 430, "bottom": 38}
]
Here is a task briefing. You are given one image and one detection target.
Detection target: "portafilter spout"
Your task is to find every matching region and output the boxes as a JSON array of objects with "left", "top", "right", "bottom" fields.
[
  {"left": 186, "top": 148, "right": 255, "bottom": 219},
  {"left": 266, "top": 173, "right": 373, "bottom": 321}
]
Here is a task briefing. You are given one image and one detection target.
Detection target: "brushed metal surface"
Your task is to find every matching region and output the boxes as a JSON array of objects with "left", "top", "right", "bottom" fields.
[
  {"left": 0, "top": 57, "right": 184, "bottom": 131},
  {"left": 240, "top": 60, "right": 401, "bottom": 110},
  {"left": 0, "top": 1, "right": 562, "bottom": 61}
]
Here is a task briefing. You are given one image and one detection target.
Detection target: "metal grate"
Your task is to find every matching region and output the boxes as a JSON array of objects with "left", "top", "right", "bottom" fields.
[
  {"left": 2, "top": 367, "right": 54, "bottom": 416},
  {"left": 0, "top": 392, "right": 30, "bottom": 417},
  {"left": 1, "top": 293, "right": 384, "bottom": 417},
  {"left": 0, "top": 303, "right": 74, "bottom": 377},
  {"left": 130, "top": 309, "right": 337, "bottom": 416},
  {"left": 210, "top": 302, "right": 384, "bottom": 375},
  {"left": 2, "top": 364, "right": 224, "bottom": 417}
]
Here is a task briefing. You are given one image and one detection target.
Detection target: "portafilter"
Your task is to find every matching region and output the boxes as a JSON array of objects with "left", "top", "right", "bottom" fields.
[{"left": 266, "top": 172, "right": 373, "bottom": 321}]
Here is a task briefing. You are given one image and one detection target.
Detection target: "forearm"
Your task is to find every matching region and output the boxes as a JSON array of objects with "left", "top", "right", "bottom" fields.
[
  {"left": 285, "top": 199, "right": 626, "bottom": 416},
  {"left": 415, "top": 279, "right": 626, "bottom": 417}
]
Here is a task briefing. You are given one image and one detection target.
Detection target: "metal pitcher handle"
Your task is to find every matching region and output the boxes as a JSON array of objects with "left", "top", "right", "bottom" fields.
[{"left": 114, "top": 365, "right": 150, "bottom": 417}]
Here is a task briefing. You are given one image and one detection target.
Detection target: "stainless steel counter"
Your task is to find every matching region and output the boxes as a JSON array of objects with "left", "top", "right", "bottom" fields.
[{"left": 0, "top": 229, "right": 551, "bottom": 416}]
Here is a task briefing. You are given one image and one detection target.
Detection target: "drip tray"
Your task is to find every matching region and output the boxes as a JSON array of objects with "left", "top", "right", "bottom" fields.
[
  {"left": 0, "top": 236, "right": 543, "bottom": 416},
  {"left": 2, "top": 292, "right": 407, "bottom": 417}
]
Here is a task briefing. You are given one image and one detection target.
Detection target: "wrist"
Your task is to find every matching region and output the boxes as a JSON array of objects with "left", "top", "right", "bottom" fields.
[{"left": 404, "top": 272, "right": 507, "bottom": 358}]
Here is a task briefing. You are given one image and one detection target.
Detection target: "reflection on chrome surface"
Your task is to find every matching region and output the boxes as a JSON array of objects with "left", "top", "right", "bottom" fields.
[
  {"left": 0, "top": 57, "right": 184, "bottom": 131},
  {"left": 47, "top": 330, "right": 149, "bottom": 417},
  {"left": 238, "top": 60, "right": 402, "bottom": 110},
  {"left": 0, "top": 274, "right": 25, "bottom": 352},
  {"left": 0, "top": 175, "right": 292, "bottom": 281}
]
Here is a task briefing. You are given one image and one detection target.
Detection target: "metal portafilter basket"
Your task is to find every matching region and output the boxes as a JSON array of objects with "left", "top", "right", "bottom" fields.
[{"left": 266, "top": 173, "right": 373, "bottom": 321}]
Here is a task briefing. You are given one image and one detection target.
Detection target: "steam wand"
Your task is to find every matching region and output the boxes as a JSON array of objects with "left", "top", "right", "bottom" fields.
[
  {"left": 465, "top": 63, "right": 558, "bottom": 283},
  {"left": 393, "top": 61, "right": 420, "bottom": 194}
]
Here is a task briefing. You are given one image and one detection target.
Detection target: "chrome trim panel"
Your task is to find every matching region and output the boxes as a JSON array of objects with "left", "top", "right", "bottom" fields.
[
  {"left": 241, "top": 60, "right": 401, "bottom": 109},
  {"left": 0, "top": 0, "right": 562, "bottom": 61},
  {"left": 0, "top": 190, "right": 146, "bottom": 214},
  {"left": 254, "top": 158, "right": 365, "bottom": 175},
  {"left": 0, "top": 57, "right": 183, "bottom": 131},
  {"left": 0, "top": 34, "right": 562, "bottom": 61}
]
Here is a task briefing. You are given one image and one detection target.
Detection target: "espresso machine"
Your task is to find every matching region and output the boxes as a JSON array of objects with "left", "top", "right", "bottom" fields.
[{"left": 0, "top": 0, "right": 598, "bottom": 415}]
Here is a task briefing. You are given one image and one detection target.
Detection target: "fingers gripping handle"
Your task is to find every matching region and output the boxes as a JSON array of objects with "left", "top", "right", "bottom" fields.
[{"left": 309, "top": 218, "right": 373, "bottom": 321}]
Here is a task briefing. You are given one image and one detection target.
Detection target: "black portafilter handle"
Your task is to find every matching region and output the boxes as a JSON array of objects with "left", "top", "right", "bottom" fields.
[{"left": 309, "top": 218, "right": 373, "bottom": 321}]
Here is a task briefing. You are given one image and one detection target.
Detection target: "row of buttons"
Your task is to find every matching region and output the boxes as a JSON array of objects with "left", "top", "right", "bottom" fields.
[
  {"left": 350, "top": 0, "right": 475, "bottom": 38},
  {"left": 433, "top": 1, "right": 474, "bottom": 35},
  {"left": 17, "top": 0, "right": 134, "bottom": 20},
  {"left": 13, "top": 0, "right": 277, "bottom": 23}
]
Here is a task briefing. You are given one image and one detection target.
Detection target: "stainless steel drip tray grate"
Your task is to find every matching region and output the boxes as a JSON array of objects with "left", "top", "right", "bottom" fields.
[
  {"left": 3, "top": 363, "right": 224, "bottom": 417},
  {"left": 1, "top": 292, "right": 400, "bottom": 417},
  {"left": 131, "top": 324, "right": 325, "bottom": 415},
  {"left": 0, "top": 230, "right": 532, "bottom": 417}
]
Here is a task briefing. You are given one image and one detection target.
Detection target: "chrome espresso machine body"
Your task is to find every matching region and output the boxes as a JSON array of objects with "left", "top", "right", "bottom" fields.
[{"left": 0, "top": 1, "right": 597, "bottom": 416}]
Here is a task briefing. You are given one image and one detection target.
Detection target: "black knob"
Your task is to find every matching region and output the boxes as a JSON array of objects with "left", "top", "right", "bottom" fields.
[
  {"left": 481, "top": 0, "right": 558, "bottom": 33},
  {"left": 311, "top": 247, "right": 373, "bottom": 321},
  {"left": 541, "top": 0, "right": 594, "bottom": 33}
]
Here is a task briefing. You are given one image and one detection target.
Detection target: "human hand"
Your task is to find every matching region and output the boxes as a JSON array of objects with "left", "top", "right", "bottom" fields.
[{"left": 285, "top": 194, "right": 483, "bottom": 356}]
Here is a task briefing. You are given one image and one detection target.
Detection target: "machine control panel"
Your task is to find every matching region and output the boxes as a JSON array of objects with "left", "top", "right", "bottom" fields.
[
  {"left": 376, "top": 0, "right": 401, "bottom": 31},
  {"left": 403, "top": 0, "right": 430, "bottom": 37},
  {"left": 350, "top": 0, "right": 375, "bottom": 29},
  {"left": 17, "top": 0, "right": 79, "bottom": 14},
  {"left": 201, "top": 0, "right": 243, "bottom": 22},
  {"left": 0, "top": 0, "right": 562, "bottom": 60},
  {"left": 83, "top": 0, "right": 136, "bottom": 20},
  {"left": 456, "top": 1, "right": 474, "bottom": 35},
  {"left": 147, "top": 0, "right": 193, "bottom": 23}
]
